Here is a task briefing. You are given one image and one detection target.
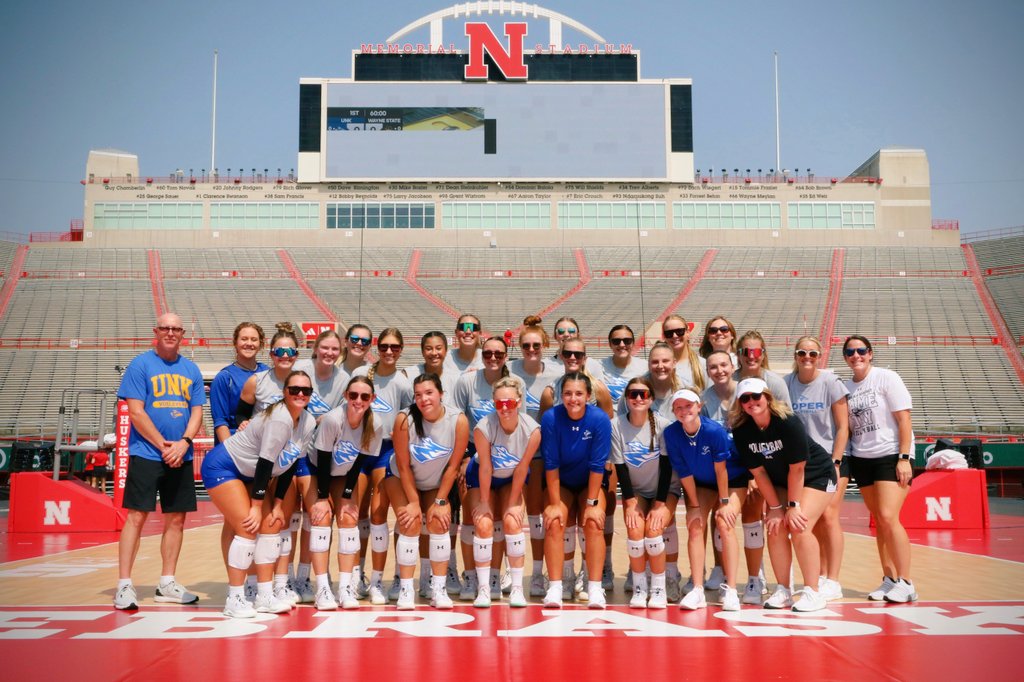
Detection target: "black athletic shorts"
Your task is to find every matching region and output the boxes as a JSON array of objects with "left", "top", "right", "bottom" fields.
[
  {"left": 561, "top": 469, "right": 611, "bottom": 497},
  {"left": 849, "top": 454, "right": 911, "bottom": 488},
  {"left": 123, "top": 456, "right": 198, "bottom": 513},
  {"left": 804, "top": 466, "right": 839, "bottom": 493}
]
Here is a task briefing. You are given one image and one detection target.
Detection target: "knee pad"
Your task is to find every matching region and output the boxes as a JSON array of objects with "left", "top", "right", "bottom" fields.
[
  {"left": 278, "top": 529, "right": 293, "bottom": 556},
  {"left": 227, "top": 536, "right": 256, "bottom": 571},
  {"left": 744, "top": 521, "right": 764, "bottom": 549},
  {"left": 429, "top": 533, "right": 451, "bottom": 564},
  {"left": 460, "top": 523, "right": 475, "bottom": 545},
  {"left": 663, "top": 523, "right": 679, "bottom": 555},
  {"left": 473, "top": 536, "right": 493, "bottom": 565},
  {"left": 370, "top": 523, "right": 389, "bottom": 554},
  {"left": 627, "top": 538, "right": 646, "bottom": 559},
  {"left": 357, "top": 517, "right": 370, "bottom": 540},
  {"left": 713, "top": 527, "right": 723, "bottom": 553},
  {"left": 337, "top": 526, "right": 360, "bottom": 556},
  {"left": 563, "top": 526, "right": 577, "bottom": 554},
  {"left": 289, "top": 512, "right": 302, "bottom": 533},
  {"left": 309, "top": 526, "right": 331, "bottom": 554},
  {"left": 604, "top": 514, "right": 614, "bottom": 535},
  {"left": 301, "top": 512, "right": 311, "bottom": 532},
  {"left": 492, "top": 520, "right": 505, "bottom": 543},
  {"left": 644, "top": 535, "right": 666, "bottom": 557},
  {"left": 254, "top": 533, "right": 281, "bottom": 565},
  {"left": 528, "top": 514, "right": 544, "bottom": 540},
  {"left": 505, "top": 532, "right": 526, "bottom": 558},
  {"left": 396, "top": 534, "right": 419, "bottom": 567}
]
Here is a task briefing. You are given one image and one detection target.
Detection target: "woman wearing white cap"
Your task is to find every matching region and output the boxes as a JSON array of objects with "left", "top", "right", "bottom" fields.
[
  {"left": 728, "top": 377, "right": 836, "bottom": 612},
  {"left": 662, "top": 387, "right": 749, "bottom": 611}
]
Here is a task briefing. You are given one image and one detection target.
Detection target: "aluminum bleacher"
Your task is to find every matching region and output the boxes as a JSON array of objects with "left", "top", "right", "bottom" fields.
[
  {"left": 835, "top": 278, "right": 989, "bottom": 338},
  {"left": 0, "top": 280, "right": 155, "bottom": 339},
  {"left": 21, "top": 247, "right": 149, "bottom": 274}
]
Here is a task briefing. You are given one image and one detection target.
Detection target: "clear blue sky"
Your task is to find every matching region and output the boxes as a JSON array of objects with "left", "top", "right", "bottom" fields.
[{"left": 1, "top": 0, "right": 1021, "bottom": 235}]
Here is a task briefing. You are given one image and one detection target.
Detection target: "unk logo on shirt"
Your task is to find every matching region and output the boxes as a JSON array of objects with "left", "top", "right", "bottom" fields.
[
  {"left": 525, "top": 392, "right": 541, "bottom": 411},
  {"left": 371, "top": 396, "right": 394, "bottom": 414},
  {"left": 471, "top": 400, "right": 495, "bottom": 424},
  {"left": 333, "top": 439, "right": 361, "bottom": 466},
  {"left": 306, "top": 392, "right": 332, "bottom": 416},
  {"left": 490, "top": 444, "right": 519, "bottom": 472},
  {"left": 279, "top": 440, "right": 302, "bottom": 467},
  {"left": 606, "top": 376, "right": 628, "bottom": 402},
  {"left": 624, "top": 440, "right": 658, "bottom": 467},
  {"left": 410, "top": 437, "right": 453, "bottom": 464}
]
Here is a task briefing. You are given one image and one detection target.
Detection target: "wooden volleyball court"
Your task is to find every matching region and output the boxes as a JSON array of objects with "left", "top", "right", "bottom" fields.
[{"left": 1, "top": 496, "right": 1022, "bottom": 681}]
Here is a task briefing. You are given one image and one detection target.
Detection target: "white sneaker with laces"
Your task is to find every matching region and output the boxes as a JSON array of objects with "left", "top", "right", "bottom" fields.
[
  {"left": 490, "top": 572, "right": 501, "bottom": 599},
  {"left": 792, "top": 586, "right": 826, "bottom": 612},
  {"left": 396, "top": 584, "right": 415, "bottom": 610},
  {"left": 155, "top": 580, "right": 199, "bottom": 604},
  {"left": 647, "top": 586, "right": 668, "bottom": 609},
  {"left": 501, "top": 568, "right": 512, "bottom": 594},
  {"left": 706, "top": 566, "right": 725, "bottom": 591},
  {"left": 602, "top": 564, "right": 614, "bottom": 591},
  {"left": 679, "top": 586, "right": 707, "bottom": 610},
  {"left": 339, "top": 584, "right": 360, "bottom": 610},
  {"left": 819, "top": 578, "right": 844, "bottom": 601},
  {"left": 474, "top": 586, "right": 492, "bottom": 608},
  {"left": 114, "top": 584, "right": 138, "bottom": 610},
  {"left": 763, "top": 585, "right": 793, "bottom": 609},
  {"left": 314, "top": 585, "right": 338, "bottom": 611},
  {"left": 254, "top": 592, "right": 292, "bottom": 614},
  {"left": 667, "top": 573, "right": 682, "bottom": 603},
  {"left": 460, "top": 572, "right": 478, "bottom": 601},
  {"left": 884, "top": 578, "right": 918, "bottom": 604},
  {"left": 296, "top": 577, "right": 315, "bottom": 604},
  {"left": 868, "top": 576, "right": 897, "bottom": 601},
  {"left": 431, "top": 586, "right": 454, "bottom": 609},
  {"left": 529, "top": 572, "right": 547, "bottom": 597},
  {"left": 353, "top": 567, "right": 369, "bottom": 600},
  {"left": 387, "top": 577, "right": 402, "bottom": 602},
  {"left": 223, "top": 593, "right": 256, "bottom": 619},
  {"left": 543, "top": 585, "right": 563, "bottom": 608},
  {"left": 720, "top": 585, "right": 740, "bottom": 612},
  {"left": 508, "top": 585, "right": 528, "bottom": 608},
  {"left": 742, "top": 576, "right": 765, "bottom": 605},
  {"left": 574, "top": 569, "right": 588, "bottom": 602},
  {"left": 630, "top": 587, "right": 649, "bottom": 609},
  {"left": 368, "top": 579, "right": 387, "bottom": 605},
  {"left": 275, "top": 583, "right": 300, "bottom": 606},
  {"left": 446, "top": 567, "right": 463, "bottom": 595},
  {"left": 587, "top": 587, "right": 607, "bottom": 610}
]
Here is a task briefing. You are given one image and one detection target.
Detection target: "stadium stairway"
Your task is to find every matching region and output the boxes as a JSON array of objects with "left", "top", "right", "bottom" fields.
[
  {"left": 963, "top": 243, "right": 1024, "bottom": 384},
  {"left": 277, "top": 249, "right": 338, "bottom": 329},
  {"left": 0, "top": 245, "right": 28, "bottom": 320},
  {"left": 818, "top": 248, "right": 845, "bottom": 361},
  {"left": 647, "top": 248, "right": 717, "bottom": 340},
  {"left": 146, "top": 249, "right": 168, "bottom": 318}
]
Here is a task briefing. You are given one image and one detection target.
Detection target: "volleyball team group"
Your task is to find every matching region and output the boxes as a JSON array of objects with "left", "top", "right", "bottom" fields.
[{"left": 113, "top": 311, "right": 918, "bottom": 617}]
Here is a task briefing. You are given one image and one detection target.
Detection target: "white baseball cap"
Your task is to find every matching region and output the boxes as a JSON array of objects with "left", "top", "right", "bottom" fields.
[
  {"left": 736, "top": 377, "right": 769, "bottom": 397},
  {"left": 671, "top": 388, "right": 702, "bottom": 405}
]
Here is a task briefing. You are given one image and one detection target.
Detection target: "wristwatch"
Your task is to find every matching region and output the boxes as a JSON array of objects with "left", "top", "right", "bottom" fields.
[
  {"left": 898, "top": 453, "right": 912, "bottom": 461},
  {"left": 434, "top": 498, "right": 448, "bottom": 506},
  {"left": 719, "top": 497, "right": 730, "bottom": 506},
  {"left": 787, "top": 500, "right": 801, "bottom": 509},
  {"left": 585, "top": 498, "right": 599, "bottom": 507},
  {"left": 181, "top": 436, "right": 193, "bottom": 446}
]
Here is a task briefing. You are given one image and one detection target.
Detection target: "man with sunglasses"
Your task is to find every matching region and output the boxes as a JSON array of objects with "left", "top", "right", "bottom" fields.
[{"left": 114, "top": 313, "right": 205, "bottom": 611}]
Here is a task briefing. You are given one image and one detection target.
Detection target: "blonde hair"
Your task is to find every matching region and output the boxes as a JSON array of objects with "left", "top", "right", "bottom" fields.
[
  {"left": 737, "top": 330, "right": 771, "bottom": 371},
  {"left": 791, "top": 336, "right": 822, "bottom": 374},
  {"left": 491, "top": 375, "right": 524, "bottom": 401},
  {"left": 648, "top": 341, "right": 680, "bottom": 393},
  {"left": 727, "top": 386, "right": 793, "bottom": 430},
  {"left": 663, "top": 314, "right": 705, "bottom": 391}
]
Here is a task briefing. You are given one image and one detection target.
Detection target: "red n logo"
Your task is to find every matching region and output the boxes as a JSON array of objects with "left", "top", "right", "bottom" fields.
[{"left": 464, "top": 22, "right": 528, "bottom": 81}]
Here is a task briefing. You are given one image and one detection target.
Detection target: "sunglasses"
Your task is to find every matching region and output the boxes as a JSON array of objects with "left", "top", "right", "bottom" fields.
[
  {"left": 555, "top": 327, "right": 577, "bottom": 336},
  {"left": 482, "top": 350, "right": 506, "bottom": 360},
  {"left": 740, "top": 347, "right": 764, "bottom": 359},
  {"left": 378, "top": 343, "right": 402, "bottom": 353},
  {"left": 494, "top": 398, "right": 519, "bottom": 410},
  {"left": 156, "top": 326, "right": 185, "bottom": 334},
  {"left": 521, "top": 342, "right": 542, "bottom": 351},
  {"left": 707, "top": 325, "right": 731, "bottom": 335},
  {"left": 610, "top": 337, "right": 634, "bottom": 347},
  {"left": 459, "top": 322, "right": 481, "bottom": 333},
  {"left": 739, "top": 392, "right": 764, "bottom": 404},
  {"left": 561, "top": 349, "right": 586, "bottom": 360},
  {"left": 844, "top": 347, "right": 870, "bottom": 357},
  {"left": 286, "top": 385, "right": 313, "bottom": 396},
  {"left": 347, "top": 391, "right": 372, "bottom": 402},
  {"left": 348, "top": 335, "right": 372, "bottom": 346},
  {"left": 663, "top": 327, "right": 687, "bottom": 338},
  {"left": 271, "top": 347, "right": 298, "bottom": 358},
  {"left": 626, "top": 389, "right": 650, "bottom": 400},
  {"left": 795, "top": 349, "right": 821, "bottom": 358}
]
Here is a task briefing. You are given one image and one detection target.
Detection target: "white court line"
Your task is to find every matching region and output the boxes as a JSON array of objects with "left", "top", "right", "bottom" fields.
[{"left": 845, "top": 529, "right": 1024, "bottom": 566}]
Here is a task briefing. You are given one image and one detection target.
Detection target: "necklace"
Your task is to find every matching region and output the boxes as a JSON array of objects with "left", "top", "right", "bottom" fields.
[{"left": 685, "top": 422, "right": 701, "bottom": 447}]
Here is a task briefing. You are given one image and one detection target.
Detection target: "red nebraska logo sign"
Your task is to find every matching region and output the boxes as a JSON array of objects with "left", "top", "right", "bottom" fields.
[{"left": 464, "top": 22, "right": 528, "bottom": 80}]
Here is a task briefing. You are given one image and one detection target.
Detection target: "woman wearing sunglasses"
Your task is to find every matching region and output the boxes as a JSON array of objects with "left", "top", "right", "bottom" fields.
[
  {"left": 842, "top": 335, "right": 916, "bottom": 604},
  {"left": 699, "top": 316, "right": 739, "bottom": 368},
  {"left": 379, "top": 373, "right": 470, "bottom": 610},
  {"left": 785, "top": 336, "right": 850, "bottom": 601},
  {"left": 735, "top": 330, "right": 792, "bottom": 406},
  {"left": 339, "top": 323, "right": 373, "bottom": 385},
  {"left": 444, "top": 313, "right": 485, "bottom": 376},
  {"left": 540, "top": 338, "right": 614, "bottom": 419},
  {"left": 600, "top": 324, "right": 649, "bottom": 410},
  {"left": 662, "top": 388, "right": 748, "bottom": 612},
  {"left": 304, "top": 376, "right": 384, "bottom": 610},
  {"left": 541, "top": 371, "right": 613, "bottom": 609},
  {"left": 237, "top": 322, "right": 302, "bottom": 418},
  {"left": 464, "top": 377, "right": 539, "bottom": 607},
  {"left": 211, "top": 322, "right": 267, "bottom": 445},
  {"left": 661, "top": 314, "right": 707, "bottom": 393},
  {"left": 729, "top": 378, "right": 836, "bottom": 612},
  {"left": 551, "top": 316, "right": 604, "bottom": 376},
  {"left": 611, "top": 377, "right": 677, "bottom": 609},
  {"left": 509, "top": 316, "right": 563, "bottom": 596},
  {"left": 201, "top": 370, "right": 317, "bottom": 618}
]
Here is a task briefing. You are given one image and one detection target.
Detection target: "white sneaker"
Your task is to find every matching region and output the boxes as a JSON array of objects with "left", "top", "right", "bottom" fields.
[
  {"left": 543, "top": 585, "right": 563, "bottom": 608},
  {"left": 155, "top": 580, "right": 199, "bottom": 604},
  {"left": 446, "top": 567, "right": 463, "bottom": 595},
  {"left": 275, "top": 583, "right": 300, "bottom": 606},
  {"left": 884, "top": 578, "right": 918, "bottom": 604},
  {"left": 296, "top": 577, "right": 315, "bottom": 604},
  {"left": 508, "top": 585, "right": 528, "bottom": 608},
  {"left": 602, "top": 565, "right": 614, "bottom": 591},
  {"left": 474, "top": 586, "right": 492, "bottom": 608},
  {"left": 792, "top": 586, "right": 826, "bottom": 612},
  {"left": 763, "top": 585, "right": 793, "bottom": 609},
  {"left": 314, "top": 584, "right": 338, "bottom": 611},
  {"left": 574, "top": 569, "right": 588, "bottom": 602},
  {"left": 490, "top": 572, "right": 502, "bottom": 599},
  {"left": 706, "top": 566, "right": 725, "bottom": 591},
  {"left": 368, "top": 578, "right": 387, "bottom": 606},
  {"left": 396, "top": 584, "right": 415, "bottom": 610},
  {"left": 387, "top": 577, "right": 402, "bottom": 602},
  {"left": 223, "top": 593, "right": 256, "bottom": 618},
  {"left": 630, "top": 586, "right": 649, "bottom": 609},
  {"left": 431, "top": 586, "right": 454, "bottom": 609},
  {"left": 460, "top": 572, "right": 478, "bottom": 601},
  {"left": 720, "top": 585, "right": 740, "bottom": 611},
  {"left": 113, "top": 583, "right": 138, "bottom": 610},
  {"left": 254, "top": 592, "right": 292, "bottom": 614},
  {"left": 339, "top": 584, "right": 360, "bottom": 610},
  {"left": 353, "top": 567, "right": 369, "bottom": 599},
  {"left": 819, "top": 578, "right": 844, "bottom": 601},
  {"left": 679, "top": 586, "right": 707, "bottom": 610},
  {"left": 501, "top": 568, "right": 512, "bottom": 594},
  {"left": 624, "top": 571, "right": 634, "bottom": 593},
  {"left": 667, "top": 573, "right": 683, "bottom": 603},
  {"left": 742, "top": 576, "right": 765, "bottom": 605},
  {"left": 530, "top": 572, "right": 548, "bottom": 597},
  {"left": 587, "top": 587, "right": 607, "bottom": 610},
  {"left": 868, "top": 576, "right": 897, "bottom": 601}
]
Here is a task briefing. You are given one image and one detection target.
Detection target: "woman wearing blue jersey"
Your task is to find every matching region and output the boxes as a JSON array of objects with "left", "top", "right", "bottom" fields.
[
  {"left": 201, "top": 370, "right": 316, "bottom": 618},
  {"left": 210, "top": 322, "right": 267, "bottom": 444},
  {"left": 663, "top": 388, "right": 749, "bottom": 611},
  {"left": 612, "top": 377, "right": 677, "bottom": 610},
  {"left": 541, "top": 371, "right": 613, "bottom": 609},
  {"left": 305, "top": 375, "right": 384, "bottom": 610},
  {"left": 465, "top": 377, "right": 540, "bottom": 607}
]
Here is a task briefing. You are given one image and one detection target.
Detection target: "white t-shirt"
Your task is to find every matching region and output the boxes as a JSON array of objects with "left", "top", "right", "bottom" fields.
[
  {"left": 785, "top": 370, "right": 849, "bottom": 455},
  {"left": 845, "top": 367, "right": 913, "bottom": 459}
]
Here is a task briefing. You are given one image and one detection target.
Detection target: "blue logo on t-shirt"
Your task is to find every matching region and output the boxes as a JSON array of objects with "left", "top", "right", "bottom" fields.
[
  {"left": 624, "top": 440, "right": 658, "bottom": 468},
  {"left": 280, "top": 440, "right": 302, "bottom": 467},
  {"left": 306, "top": 392, "right": 332, "bottom": 416},
  {"left": 470, "top": 400, "right": 495, "bottom": 424},
  {"left": 371, "top": 396, "right": 393, "bottom": 414},
  {"left": 490, "top": 444, "right": 519, "bottom": 472},
  {"left": 606, "top": 375, "right": 628, "bottom": 402},
  {"left": 410, "top": 437, "right": 453, "bottom": 464},
  {"left": 333, "top": 439, "right": 361, "bottom": 466}
]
